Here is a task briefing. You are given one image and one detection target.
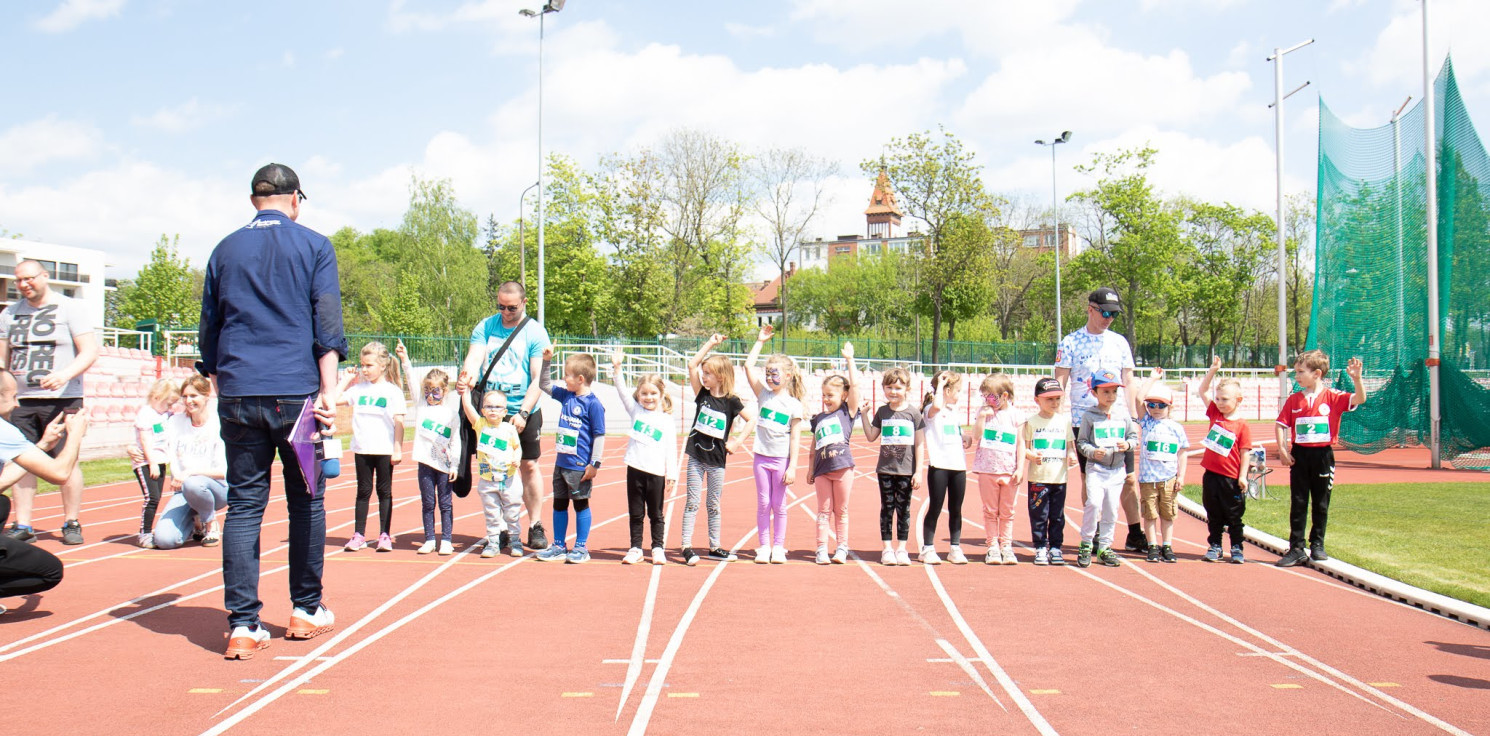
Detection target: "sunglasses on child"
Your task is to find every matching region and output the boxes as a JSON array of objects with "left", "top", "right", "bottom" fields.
[{"left": 1145, "top": 401, "right": 1169, "bottom": 409}]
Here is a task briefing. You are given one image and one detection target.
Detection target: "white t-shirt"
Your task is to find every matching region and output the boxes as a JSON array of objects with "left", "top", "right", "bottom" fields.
[
  {"left": 752, "top": 389, "right": 803, "bottom": 459},
  {"left": 924, "top": 405, "right": 967, "bottom": 471},
  {"left": 133, "top": 405, "right": 173, "bottom": 469},
  {"left": 1055, "top": 327, "right": 1136, "bottom": 427},
  {"left": 166, "top": 412, "right": 226, "bottom": 479},
  {"left": 412, "top": 400, "right": 461, "bottom": 474},
  {"left": 345, "top": 380, "right": 408, "bottom": 456}
]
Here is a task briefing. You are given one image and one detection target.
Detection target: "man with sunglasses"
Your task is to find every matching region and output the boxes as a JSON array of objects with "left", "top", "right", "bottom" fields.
[
  {"left": 1054, "top": 287, "right": 1148, "bottom": 553},
  {"left": 200, "top": 163, "right": 347, "bottom": 658},
  {"left": 459, "top": 281, "right": 552, "bottom": 552}
]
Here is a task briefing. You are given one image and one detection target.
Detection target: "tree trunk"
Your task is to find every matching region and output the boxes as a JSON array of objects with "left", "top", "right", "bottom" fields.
[{"left": 931, "top": 300, "right": 944, "bottom": 364}]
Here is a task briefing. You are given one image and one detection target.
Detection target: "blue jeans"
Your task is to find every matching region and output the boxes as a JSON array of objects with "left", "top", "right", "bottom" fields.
[
  {"left": 218, "top": 395, "right": 326, "bottom": 629},
  {"left": 153, "top": 476, "right": 229, "bottom": 550}
]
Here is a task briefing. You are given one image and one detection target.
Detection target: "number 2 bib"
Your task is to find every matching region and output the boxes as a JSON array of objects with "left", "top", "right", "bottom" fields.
[{"left": 1294, "top": 416, "right": 1331, "bottom": 444}]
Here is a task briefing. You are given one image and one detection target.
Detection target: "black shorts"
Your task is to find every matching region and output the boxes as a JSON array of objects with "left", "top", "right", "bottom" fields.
[
  {"left": 511, "top": 407, "right": 543, "bottom": 461},
  {"left": 10, "top": 397, "right": 83, "bottom": 458}
]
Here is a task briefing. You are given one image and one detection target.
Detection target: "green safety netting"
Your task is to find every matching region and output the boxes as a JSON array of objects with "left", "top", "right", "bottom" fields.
[{"left": 1310, "top": 56, "right": 1490, "bottom": 466}]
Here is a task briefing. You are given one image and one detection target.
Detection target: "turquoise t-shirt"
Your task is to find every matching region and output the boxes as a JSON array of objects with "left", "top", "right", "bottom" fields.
[{"left": 469, "top": 315, "right": 551, "bottom": 413}]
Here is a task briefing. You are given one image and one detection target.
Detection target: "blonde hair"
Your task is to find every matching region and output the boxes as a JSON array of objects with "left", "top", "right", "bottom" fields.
[
  {"left": 979, "top": 372, "right": 1013, "bottom": 399},
  {"left": 881, "top": 367, "right": 910, "bottom": 388},
  {"left": 1216, "top": 378, "right": 1244, "bottom": 396},
  {"left": 481, "top": 389, "right": 508, "bottom": 409},
  {"left": 565, "top": 353, "right": 597, "bottom": 384},
  {"left": 181, "top": 374, "right": 212, "bottom": 397},
  {"left": 822, "top": 374, "right": 850, "bottom": 396},
  {"left": 633, "top": 373, "right": 673, "bottom": 413},
  {"left": 702, "top": 354, "right": 737, "bottom": 398},
  {"left": 422, "top": 368, "right": 450, "bottom": 392},
  {"left": 146, "top": 378, "right": 181, "bottom": 404},
  {"left": 764, "top": 354, "right": 805, "bottom": 401},
  {"left": 1294, "top": 349, "right": 1330, "bottom": 374},
  {"left": 922, "top": 370, "right": 963, "bottom": 411},
  {"left": 360, "top": 341, "right": 404, "bottom": 387}
]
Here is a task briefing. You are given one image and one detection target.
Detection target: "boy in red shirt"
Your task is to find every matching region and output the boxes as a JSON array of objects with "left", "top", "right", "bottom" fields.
[
  {"left": 1274, "top": 350, "right": 1367, "bottom": 567},
  {"left": 1196, "top": 356, "right": 1252, "bottom": 563}
]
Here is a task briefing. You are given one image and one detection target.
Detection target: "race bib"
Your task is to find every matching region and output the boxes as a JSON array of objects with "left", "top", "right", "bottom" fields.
[
  {"left": 980, "top": 427, "right": 1017, "bottom": 452},
  {"left": 556, "top": 426, "right": 579, "bottom": 455},
  {"left": 814, "top": 417, "right": 846, "bottom": 449},
  {"left": 477, "top": 428, "right": 510, "bottom": 454},
  {"left": 418, "top": 417, "right": 453, "bottom": 442},
  {"left": 1093, "top": 420, "right": 1126, "bottom": 449},
  {"left": 354, "top": 395, "right": 389, "bottom": 412},
  {"left": 1032, "top": 431, "right": 1067, "bottom": 459},
  {"left": 1202, "top": 423, "right": 1237, "bottom": 455},
  {"left": 760, "top": 406, "right": 792, "bottom": 429},
  {"left": 693, "top": 405, "right": 727, "bottom": 439},
  {"left": 1294, "top": 416, "right": 1331, "bottom": 444},
  {"left": 880, "top": 419, "right": 914, "bottom": 446},
  {"left": 631, "top": 419, "right": 663, "bottom": 444},
  {"left": 1145, "top": 439, "right": 1179, "bottom": 462}
]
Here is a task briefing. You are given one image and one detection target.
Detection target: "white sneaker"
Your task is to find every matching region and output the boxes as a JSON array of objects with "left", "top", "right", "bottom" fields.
[
  {"left": 622, "top": 547, "right": 644, "bottom": 565},
  {"left": 771, "top": 545, "right": 788, "bottom": 564},
  {"left": 286, "top": 604, "right": 335, "bottom": 640},
  {"left": 438, "top": 540, "right": 454, "bottom": 556},
  {"left": 138, "top": 533, "right": 155, "bottom": 549},
  {"left": 880, "top": 548, "right": 897, "bottom": 566},
  {"left": 919, "top": 545, "right": 941, "bottom": 565},
  {"left": 754, "top": 546, "right": 770, "bottom": 564},
  {"left": 480, "top": 538, "right": 500, "bottom": 558},
  {"left": 1002, "top": 545, "right": 1019, "bottom": 565},
  {"left": 417, "top": 540, "right": 436, "bottom": 555},
  {"left": 946, "top": 545, "right": 968, "bottom": 565},
  {"left": 985, "top": 547, "right": 1002, "bottom": 565},
  {"left": 651, "top": 548, "right": 667, "bottom": 565},
  {"left": 1033, "top": 547, "right": 1050, "bottom": 565},
  {"left": 832, "top": 546, "right": 849, "bottom": 564},
  {"left": 815, "top": 546, "right": 830, "bottom": 565},
  {"left": 895, "top": 548, "right": 912, "bottom": 566}
]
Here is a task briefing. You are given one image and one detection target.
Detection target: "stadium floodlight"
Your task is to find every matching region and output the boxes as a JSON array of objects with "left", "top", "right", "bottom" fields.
[
  {"left": 519, "top": 181, "right": 539, "bottom": 291},
  {"left": 1267, "top": 37, "right": 1313, "bottom": 410},
  {"left": 1035, "top": 132, "right": 1072, "bottom": 339},
  {"left": 518, "top": 0, "right": 567, "bottom": 324}
]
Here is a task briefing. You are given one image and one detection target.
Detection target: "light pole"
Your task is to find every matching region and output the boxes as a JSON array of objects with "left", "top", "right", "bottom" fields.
[
  {"left": 519, "top": 0, "right": 565, "bottom": 323},
  {"left": 1268, "top": 38, "right": 1313, "bottom": 408},
  {"left": 1035, "top": 131, "right": 1071, "bottom": 339},
  {"left": 518, "top": 181, "right": 538, "bottom": 291}
]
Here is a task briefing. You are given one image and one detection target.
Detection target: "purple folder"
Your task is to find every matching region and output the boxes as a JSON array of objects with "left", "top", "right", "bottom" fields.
[{"left": 288, "top": 397, "right": 324, "bottom": 497}]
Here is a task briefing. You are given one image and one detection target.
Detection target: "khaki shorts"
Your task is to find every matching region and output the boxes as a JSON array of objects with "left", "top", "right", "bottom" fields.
[{"left": 1140, "top": 479, "right": 1180, "bottom": 521}]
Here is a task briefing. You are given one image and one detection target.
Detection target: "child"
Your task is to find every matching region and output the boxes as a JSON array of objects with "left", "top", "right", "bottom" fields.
[
  {"left": 1022, "top": 378, "right": 1078, "bottom": 565},
  {"left": 920, "top": 371, "right": 970, "bottom": 565},
  {"left": 338, "top": 341, "right": 407, "bottom": 553},
  {"left": 1076, "top": 368, "right": 1138, "bottom": 568},
  {"left": 461, "top": 386, "right": 523, "bottom": 558},
  {"left": 807, "top": 342, "right": 861, "bottom": 565},
  {"left": 971, "top": 372, "right": 1026, "bottom": 565},
  {"left": 1196, "top": 356, "right": 1253, "bottom": 563},
  {"left": 1132, "top": 368, "right": 1189, "bottom": 563},
  {"left": 680, "top": 334, "right": 756, "bottom": 566},
  {"left": 397, "top": 342, "right": 461, "bottom": 556},
  {"left": 744, "top": 325, "right": 805, "bottom": 565},
  {"left": 534, "top": 349, "right": 607, "bottom": 564},
  {"left": 132, "top": 378, "right": 180, "bottom": 549},
  {"left": 860, "top": 367, "right": 925, "bottom": 566},
  {"left": 1275, "top": 351, "right": 1367, "bottom": 566},
  {"left": 612, "top": 347, "right": 678, "bottom": 565}
]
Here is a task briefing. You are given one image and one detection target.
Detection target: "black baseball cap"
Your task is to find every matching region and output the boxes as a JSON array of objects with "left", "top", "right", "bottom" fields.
[
  {"left": 1034, "top": 377, "right": 1064, "bottom": 398},
  {"left": 251, "top": 163, "right": 306, "bottom": 199},
  {"left": 1088, "top": 286, "right": 1122, "bottom": 313}
]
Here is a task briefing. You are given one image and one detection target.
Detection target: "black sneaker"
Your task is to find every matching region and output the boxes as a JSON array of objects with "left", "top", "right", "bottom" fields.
[
  {"left": 1145, "top": 544, "right": 1161, "bottom": 563},
  {"left": 1124, "top": 530, "right": 1149, "bottom": 554},
  {"left": 1161, "top": 545, "right": 1177, "bottom": 563},
  {"left": 1096, "top": 548, "right": 1123, "bottom": 567},
  {"left": 1309, "top": 542, "right": 1329, "bottom": 561},
  {"left": 527, "top": 522, "right": 548, "bottom": 551},
  {"left": 1275, "top": 547, "right": 1308, "bottom": 567},
  {"left": 4, "top": 523, "right": 36, "bottom": 543},
  {"left": 681, "top": 547, "right": 699, "bottom": 566},
  {"left": 60, "top": 520, "right": 84, "bottom": 546},
  {"left": 705, "top": 547, "right": 738, "bottom": 561},
  {"left": 1076, "top": 541, "right": 1092, "bottom": 568}
]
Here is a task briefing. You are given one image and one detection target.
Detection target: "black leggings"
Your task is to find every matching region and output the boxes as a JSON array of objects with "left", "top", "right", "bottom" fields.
[
  {"left": 627, "top": 467, "right": 667, "bottom": 550},
  {"left": 1, "top": 494, "right": 63, "bottom": 599},
  {"left": 923, "top": 467, "right": 967, "bottom": 546},
  {"left": 553, "top": 497, "right": 590, "bottom": 513},
  {"left": 877, "top": 473, "right": 913, "bottom": 542},
  {"left": 134, "top": 464, "right": 166, "bottom": 535},
  {"left": 355, "top": 453, "right": 394, "bottom": 536}
]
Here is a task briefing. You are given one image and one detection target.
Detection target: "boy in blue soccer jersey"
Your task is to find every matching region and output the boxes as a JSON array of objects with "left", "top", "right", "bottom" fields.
[{"left": 534, "top": 348, "right": 606, "bottom": 563}]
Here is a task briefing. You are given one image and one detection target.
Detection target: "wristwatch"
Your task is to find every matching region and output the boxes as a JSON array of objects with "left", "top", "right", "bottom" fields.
[
  {"left": 518, "top": 409, "right": 531, "bottom": 419},
  {"left": 591, "top": 460, "right": 602, "bottom": 469}
]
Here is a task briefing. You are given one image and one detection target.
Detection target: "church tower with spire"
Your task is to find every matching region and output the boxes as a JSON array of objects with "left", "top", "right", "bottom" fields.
[{"left": 865, "top": 167, "right": 902, "bottom": 239}]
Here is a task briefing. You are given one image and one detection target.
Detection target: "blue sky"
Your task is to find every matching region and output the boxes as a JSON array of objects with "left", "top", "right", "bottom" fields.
[{"left": 3, "top": 0, "right": 1487, "bottom": 278}]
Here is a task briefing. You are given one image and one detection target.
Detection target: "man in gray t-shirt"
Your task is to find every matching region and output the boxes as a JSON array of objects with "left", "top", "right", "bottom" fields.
[{"left": 0, "top": 259, "right": 98, "bottom": 545}]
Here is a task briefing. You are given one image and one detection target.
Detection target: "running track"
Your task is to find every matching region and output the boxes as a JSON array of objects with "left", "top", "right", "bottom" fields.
[{"left": 2, "top": 431, "right": 1488, "bottom": 736}]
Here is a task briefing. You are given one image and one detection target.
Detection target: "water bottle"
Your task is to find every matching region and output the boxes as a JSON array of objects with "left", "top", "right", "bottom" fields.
[{"left": 321, "top": 425, "right": 342, "bottom": 479}]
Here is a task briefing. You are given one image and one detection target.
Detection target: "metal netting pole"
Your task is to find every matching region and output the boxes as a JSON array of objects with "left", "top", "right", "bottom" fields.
[{"left": 1423, "top": 1, "right": 1442, "bottom": 469}]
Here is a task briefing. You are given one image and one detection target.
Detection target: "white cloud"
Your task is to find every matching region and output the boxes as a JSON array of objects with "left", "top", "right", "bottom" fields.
[
  {"left": 791, "top": 0, "right": 1083, "bottom": 57},
  {"left": 130, "top": 99, "right": 237, "bottom": 134},
  {"left": 325, "top": 47, "right": 345, "bottom": 60},
  {"left": 1353, "top": 0, "right": 1490, "bottom": 96},
  {"left": 32, "top": 0, "right": 125, "bottom": 33},
  {"left": 1138, "top": 0, "right": 1247, "bottom": 11},
  {"left": 282, "top": 50, "right": 296, "bottom": 68},
  {"left": 724, "top": 22, "right": 774, "bottom": 39},
  {"left": 386, "top": 0, "right": 536, "bottom": 54},
  {"left": 0, "top": 116, "right": 104, "bottom": 173}
]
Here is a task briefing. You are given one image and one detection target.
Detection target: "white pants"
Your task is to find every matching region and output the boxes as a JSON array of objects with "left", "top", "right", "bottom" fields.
[
  {"left": 479, "top": 476, "right": 524, "bottom": 544},
  {"left": 1080, "top": 464, "right": 1125, "bottom": 549}
]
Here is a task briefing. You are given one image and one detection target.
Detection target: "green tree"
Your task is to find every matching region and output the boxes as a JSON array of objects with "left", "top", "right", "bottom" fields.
[
  {"left": 117, "top": 235, "right": 198, "bottom": 331},
  {"left": 1174, "top": 199, "right": 1274, "bottom": 354},
  {"left": 594, "top": 149, "right": 672, "bottom": 337},
  {"left": 750, "top": 147, "right": 837, "bottom": 328},
  {"left": 656, "top": 128, "right": 753, "bottom": 333},
  {"left": 394, "top": 176, "right": 491, "bottom": 334}
]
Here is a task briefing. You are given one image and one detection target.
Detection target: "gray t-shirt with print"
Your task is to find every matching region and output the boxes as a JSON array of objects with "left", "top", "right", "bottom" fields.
[{"left": 0, "top": 293, "right": 93, "bottom": 399}]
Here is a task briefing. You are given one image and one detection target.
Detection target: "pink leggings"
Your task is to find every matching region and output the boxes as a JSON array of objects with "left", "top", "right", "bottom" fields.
[
  {"left": 754, "top": 454, "right": 790, "bottom": 546},
  {"left": 814, "top": 467, "right": 854, "bottom": 549},
  {"left": 977, "top": 473, "right": 1019, "bottom": 547}
]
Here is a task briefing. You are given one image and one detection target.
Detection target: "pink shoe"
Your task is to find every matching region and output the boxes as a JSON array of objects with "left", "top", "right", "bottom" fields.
[
  {"left": 376, "top": 533, "right": 393, "bottom": 552},
  {"left": 344, "top": 532, "right": 366, "bottom": 552}
]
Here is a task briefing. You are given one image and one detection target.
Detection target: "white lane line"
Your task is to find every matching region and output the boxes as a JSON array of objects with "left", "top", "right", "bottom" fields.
[{"left": 616, "top": 496, "right": 674, "bottom": 721}]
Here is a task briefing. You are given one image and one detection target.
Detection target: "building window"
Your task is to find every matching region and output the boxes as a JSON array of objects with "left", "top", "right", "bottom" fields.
[
  {"left": 4, "top": 281, "right": 16, "bottom": 301},
  {"left": 55, "top": 262, "right": 80, "bottom": 282},
  {"left": 834, "top": 245, "right": 851, "bottom": 255},
  {"left": 1023, "top": 236, "right": 1038, "bottom": 248}
]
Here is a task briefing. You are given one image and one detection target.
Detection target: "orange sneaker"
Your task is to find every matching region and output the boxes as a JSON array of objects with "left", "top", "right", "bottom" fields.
[
  {"left": 224, "top": 625, "right": 270, "bottom": 660},
  {"left": 285, "top": 604, "right": 335, "bottom": 640}
]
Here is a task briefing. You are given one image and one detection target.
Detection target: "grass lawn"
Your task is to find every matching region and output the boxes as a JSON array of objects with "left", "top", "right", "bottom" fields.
[
  {"left": 1183, "top": 483, "right": 1490, "bottom": 609},
  {"left": 32, "top": 457, "right": 139, "bottom": 495}
]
